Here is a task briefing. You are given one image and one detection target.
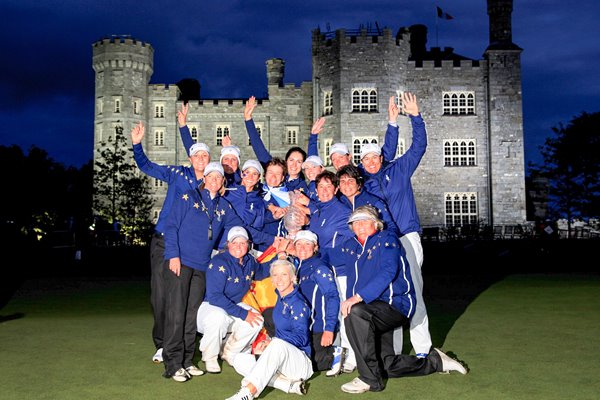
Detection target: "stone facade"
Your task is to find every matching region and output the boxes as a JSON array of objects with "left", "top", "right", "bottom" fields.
[{"left": 92, "top": 0, "right": 526, "bottom": 227}]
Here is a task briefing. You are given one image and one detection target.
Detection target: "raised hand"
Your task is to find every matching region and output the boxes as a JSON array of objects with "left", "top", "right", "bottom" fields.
[
  {"left": 177, "top": 102, "right": 189, "bottom": 127},
  {"left": 244, "top": 96, "right": 257, "bottom": 121},
  {"left": 131, "top": 121, "right": 145, "bottom": 145},
  {"left": 388, "top": 96, "right": 400, "bottom": 123},
  {"left": 222, "top": 134, "right": 232, "bottom": 147},
  {"left": 402, "top": 92, "right": 419, "bottom": 116},
  {"left": 311, "top": 117, "right": 326, "bottom": 135}
]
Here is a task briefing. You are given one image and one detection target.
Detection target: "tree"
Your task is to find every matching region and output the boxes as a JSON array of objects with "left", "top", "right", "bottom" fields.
[
  {"left": 530, "top": 112, "right": 600, "bottom": 236},
  {"left": 94, "top": 125, "right": 154, "bottom": 245}
]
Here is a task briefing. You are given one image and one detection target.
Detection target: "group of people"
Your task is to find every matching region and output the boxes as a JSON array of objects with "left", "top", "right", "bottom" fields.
[{"left": 132, "top": 92, "right": 467, "bottom": 397}]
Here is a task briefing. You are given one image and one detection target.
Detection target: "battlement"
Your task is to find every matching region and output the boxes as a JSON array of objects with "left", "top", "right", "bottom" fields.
[
  {"left": 409, "top": 56, "right": 481, "bottom": 70},
  {"left": 185, "top": 98, "right": 269, "bottom": 108},
  {"left": 312, "top": 27, "right": 406, "bottom": 47},
  {"left": 93, "top": 35, "right": 153, "bottom": 50},
  {"left": 148, "top": 84, "right": 179, "bottom": 97}
]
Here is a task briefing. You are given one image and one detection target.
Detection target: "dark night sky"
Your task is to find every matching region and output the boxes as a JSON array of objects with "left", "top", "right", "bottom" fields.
[{"left": 0, "top": 0, "right": 598, "bottom": 168}]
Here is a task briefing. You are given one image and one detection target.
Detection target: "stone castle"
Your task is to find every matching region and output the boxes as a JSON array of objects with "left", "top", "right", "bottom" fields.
[{"left": 92, "top": 0, "right": 526, "bottom": 228}]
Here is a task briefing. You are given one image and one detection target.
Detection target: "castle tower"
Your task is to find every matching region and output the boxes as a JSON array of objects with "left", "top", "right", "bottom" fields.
[
  {"left": 266, "top": 58, "right": 285, "bottom": 87},
  {"left": 311, "top": 27, "right": 411, "bottom": 164},
  {"left": 484, "top": 0, "right": 526, "bottom": 224},
  {"left": 92, "top": 36, "right": 154, "bottom": 160}
]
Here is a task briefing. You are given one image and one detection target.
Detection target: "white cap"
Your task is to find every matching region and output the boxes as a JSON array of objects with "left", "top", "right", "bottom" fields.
[
  {"left": 302, "top": 155, "right": 324, "bottom": 169},
  {"left": 293, "top": 230, "right": 318, "bottom": 244},
  {"left": 242, "top": 159, "right": 264, "bottom": 176},
  {"left": 347, "top": 210, "right": 378, "bottom": 224},
  {"left": 204, "top": 162, "right": 225, "bottom": 177},
  {"left": 227, "top": 226, "right": 249, "bottom": 242},
  {"left": 360, "top": 143, "right": 382, "bottom": 159},
  {"left": 220, "top": 146, "right": 241, "bottom": 163},
  {"left": 330, "top": 143, "right": 349, "bottom": 157},
  {"left": 190, "top": 143, "right": 210, "bottom": 156}
]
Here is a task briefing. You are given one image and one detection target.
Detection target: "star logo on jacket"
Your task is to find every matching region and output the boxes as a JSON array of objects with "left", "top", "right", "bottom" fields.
[
  {"left": 246, "top": 275, "right": 251, "bottom": 281},
  {"left": 208, "top": 263, "right": 213, "bottom": 269},
  {"left": 193, "top": 202, "right": 200, "bottom": 209},
  {"left": 234, "top": 277, "right": 240, "bottom": 283},
  {"left": 182, "top": 194, "right": 189, "bottom": 201},
  {"left": 219, "top": 266, "right": 226, "bottom": 273}
]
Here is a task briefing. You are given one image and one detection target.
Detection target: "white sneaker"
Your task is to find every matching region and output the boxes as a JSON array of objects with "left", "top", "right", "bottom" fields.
[
  {"left": 185, "top": 365, "right": 205, "bottom": 376},
  {"left": 289, "top": 379, "right": 307, "bottom": 395},
  {"left": 434, "top": 348, "right": 468, "bottom": 375},
  {"left": 204, "top": 358, "right": 221, "bottom": 374},
  {"left": 152, "top": 348, "right": 163, "bottom": 364},
  {"left": 341, "top": 377, "right": 370, "bottom": 394},
  {"left": 171, "top": 367, "right": 191, "bottom": 382},
  {"left": 325, "top": 346, "right": 345, "bottom": 377},
  {"left": 225, "top": 386, "right": 254, "bottom": 400}
]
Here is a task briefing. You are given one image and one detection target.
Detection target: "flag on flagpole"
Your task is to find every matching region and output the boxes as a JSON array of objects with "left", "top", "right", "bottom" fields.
[{"left": 437, "top": 6, "right": 454, "bottom": 20}]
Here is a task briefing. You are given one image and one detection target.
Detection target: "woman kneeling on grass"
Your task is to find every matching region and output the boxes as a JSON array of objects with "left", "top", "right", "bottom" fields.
[
  {"left": 226, "top": 259, "right": 314, "bottom": 400},
  {"left": 329, "top": 205, "right": 468, "bottom": 394}
]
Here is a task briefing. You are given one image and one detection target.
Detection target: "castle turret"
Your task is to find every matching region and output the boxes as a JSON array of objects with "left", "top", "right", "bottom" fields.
[
  {"left": 266, "top": 58, "right": 285, "bottom": 87},
  {"left": 92, "top": 36, "right": 154, "bottom": 155},
  {"left": 484, "top": 0, "right": 526, "bottom": 224},
  {"left": 487, "top": 0, "right": 519, "bottom": 50}
]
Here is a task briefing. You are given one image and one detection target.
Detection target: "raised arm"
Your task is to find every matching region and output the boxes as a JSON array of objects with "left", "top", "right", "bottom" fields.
[
  {"left": 131, "top": 122, "right": 172, "bottom": 182},
  {"left": 177, "top": 103, "right": 193, "bottom": 156},
  {"left": 307, "top": 117, "right": 325, "bottom": 157},
  {"left": 244, "top": 96, "right": 272, "bottom": 164},
  {"left": 381, "top": 96, "right": 400, "bottom": 162}
]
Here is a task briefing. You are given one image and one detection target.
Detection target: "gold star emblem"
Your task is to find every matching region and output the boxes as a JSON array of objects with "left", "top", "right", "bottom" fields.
[
  {"left": 234, "top": 277, "right": 240, "bottom": 283},
  {"left": 219, "top": 266, "right": 226, "bottom": 273},
  {"left": 227, "top": 277, "right": 232, "bottom": 281},
  {"left": 193, "top": 202, "right": 200, "bottom": 209},
  {"left": 208, "top": 263, "right": 213, "bottom": 269},
  {"left": 294, "top": 316, "right": 298, "bottom": 320},
  {"left": 182, "top": 194, "right": 189, "bottom": 201},
  {"left": 300, "top": 313, "right": 304, "bottom": 317},
  {"left": 246, "top": 275, "right": 251, "bottom": 281}
]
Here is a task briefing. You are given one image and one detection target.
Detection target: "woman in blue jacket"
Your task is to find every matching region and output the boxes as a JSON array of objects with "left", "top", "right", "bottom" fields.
[
  {"left": 226, "top": 260, "right": 313, "bottom": 400},
  {"left": 162, "top": 162, "right": 275, "bottom": 383},
  {"left": 197, "top": 226, "right": 269, "bottom": 373},
  {"left": 334, "top": 206, "right": 467, "bottom": 394}
]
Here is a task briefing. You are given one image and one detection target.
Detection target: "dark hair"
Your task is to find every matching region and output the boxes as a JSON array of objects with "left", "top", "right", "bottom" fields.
[
  {"left": 315, "top": 170, "right": 339, "bottom": 188},
  {"left": 265, "top": 157, "right": 288, "bottom": 177},
  {"left": 285, "top": 147, "right": 307, "bottom": 162},
  {"left": 336, "top": 165, "right": 364, "bottom": 189}
]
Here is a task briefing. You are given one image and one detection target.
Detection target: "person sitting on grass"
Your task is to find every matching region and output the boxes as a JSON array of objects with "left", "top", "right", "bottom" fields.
[
  {"left": 226, "top": 259, "right": 313, "bottom": 399},
  {"left": 196, "top": 226, "right": 268, "bottom": 374}
]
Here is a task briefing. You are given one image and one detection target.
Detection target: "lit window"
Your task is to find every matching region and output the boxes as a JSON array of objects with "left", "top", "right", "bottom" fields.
[
  {"left": 323, "top": 91, "right": 333, "bottom": 116},
  {"left": 395, "top": 139, "right": 406, "bottom": 159},
  {"left": 114, "top": 97, "right": 121, "bottom": 113},
  {"left": 443, "top": 91, "right": 475, "bottom": 115},
  {"left": 286, "top": 126, "right": 299, "bottom": 145},
  {"left": 154, "top": 178, "right": 164, "bottom": 188},
  {"left": 443, "top": 140, "right": 476, "bottom": 166},
  {"left": 154, "top": 130, "right": 164, "bottom": 146},
  {"left": 352, "top": 88, "right": 377, "bottom": 112},
  {"left": 97, "top": 97, "right": 103, "bottom": 115},
  {"left": 154, "top": 104, "right": 165, "bottom": 118},
  {"left": 445, "top": 192, "right": 478, "bottom": 227},
  {"left": 133, "top": 98, "right": 142, "bottom": 115},
  {"left": 216, "top": 125, "right": 230, "bottom": 146},
  {"left": 323, "top": 139, "right": 333, "bottom": 166},
  {"left": 190, "top": 127, "right": 198, "bottom": 144}
]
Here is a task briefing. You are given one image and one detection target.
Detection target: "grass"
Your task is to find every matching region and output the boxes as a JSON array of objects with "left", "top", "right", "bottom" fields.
[{"left": 1, "top": 274, "right": 599, "bottom": 400}]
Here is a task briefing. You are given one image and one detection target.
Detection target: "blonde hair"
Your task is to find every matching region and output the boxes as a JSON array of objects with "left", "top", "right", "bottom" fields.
[
  {"left": 269, "top": 259, "right": 297, "bottom": 278},
  {"left": 349, "top": 205, "right": 384, "bottom": 231}
]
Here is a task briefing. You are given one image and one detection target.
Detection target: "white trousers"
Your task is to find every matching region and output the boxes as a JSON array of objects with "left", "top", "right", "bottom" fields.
[
  {"left": 197, "top": 302, "right": 262, "bottom": 364},
  {"left": 233, "top": 338, "right": 313, "bottom": 397},
  {"left": 335, "top": 276, "right": 357, "bottom": 369},
  {"left": 393, "top": 232, "right": 432, "bottom": 354}
]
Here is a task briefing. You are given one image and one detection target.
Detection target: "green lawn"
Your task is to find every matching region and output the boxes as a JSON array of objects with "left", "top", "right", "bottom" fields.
[{"left": 1, "top": 274, "right": 599, "bottom": 400}]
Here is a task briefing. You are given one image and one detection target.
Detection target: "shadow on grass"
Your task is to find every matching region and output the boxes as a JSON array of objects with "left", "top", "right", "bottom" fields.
[{"left": 0, "top": 312, "right": 25, "bottom": 324}]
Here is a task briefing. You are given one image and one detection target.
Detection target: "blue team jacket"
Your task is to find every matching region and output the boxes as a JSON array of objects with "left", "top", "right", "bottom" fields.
[
  {"left": 273, "top": 286, "right": 312, "bottom": 357},
  {"left": 205, "top": 251, "right": 270, "bottom": 320}
]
